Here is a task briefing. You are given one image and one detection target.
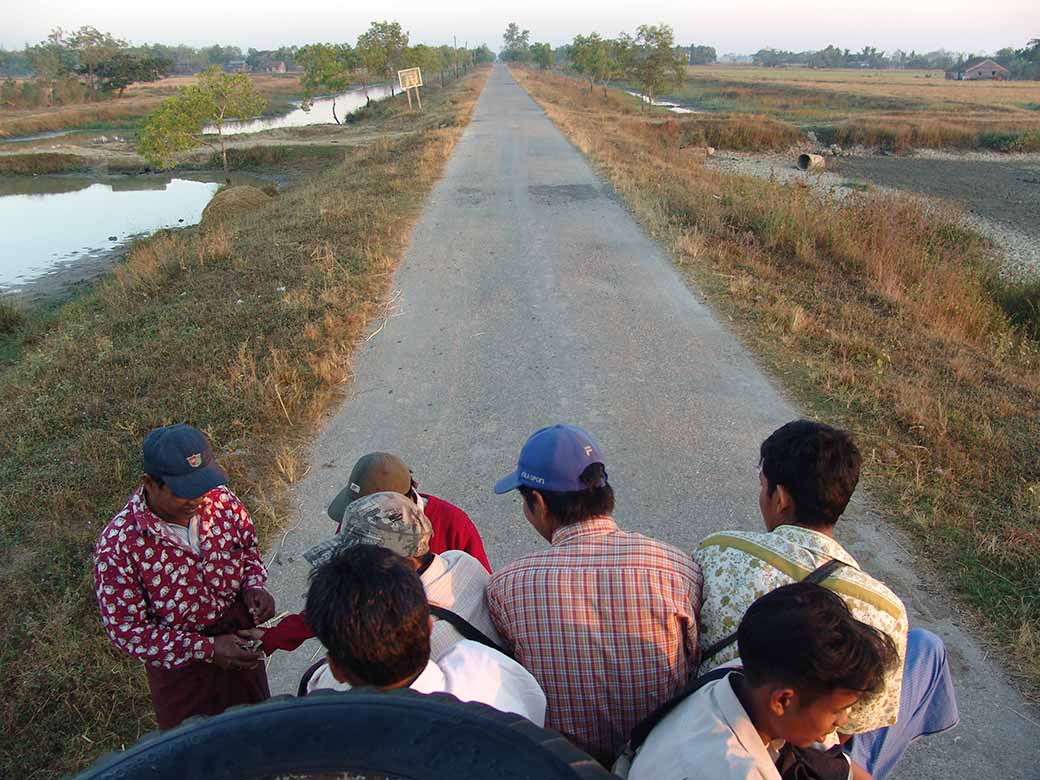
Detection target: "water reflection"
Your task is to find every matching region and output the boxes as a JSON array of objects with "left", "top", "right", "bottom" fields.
[
  {"left": 624, "top": 91, "right": 698, "bottom": 114},
  {"left": 0, "top": 175, "right": 222, "bottom": 289},
  {"left": 213, "top": 84, "right": 396, "bottom": 136}
]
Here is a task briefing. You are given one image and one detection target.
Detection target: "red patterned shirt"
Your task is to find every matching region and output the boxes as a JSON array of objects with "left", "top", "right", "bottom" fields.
[
  {"left": 486, "top": 517, "right": 702, "bottom": 763},
  {"left": 93, "top": 486, "right": 267, "bottom": 670}
]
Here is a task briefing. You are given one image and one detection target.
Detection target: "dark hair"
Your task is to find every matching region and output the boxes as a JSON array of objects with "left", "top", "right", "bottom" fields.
[
  {"left": 760, "top": 420, "right": 861, "bottom": 527},
  {"left": 518, "top": 463, "right": 614, "bottom": 526},
  {"left": 305, "top": 544, "right": 431, "bottom": 688},
  {"left": 738, "top": 582, "right": 898, "bottom": 702}
]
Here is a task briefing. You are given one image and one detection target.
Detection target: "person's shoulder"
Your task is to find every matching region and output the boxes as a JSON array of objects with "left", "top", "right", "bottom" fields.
[
  {"left": 696, "top": 528, "right": 773, "bottom": 553},
  {"left": 96, "top": 493, "right": 142, "bottom": 551},
  {"left": 206, "top": 485, "right": 243, "bottom": 509},
  {"left": 616, "top": 530, "right": 699, "bottom": 572},
  {"left": 423, "top": 493, "right": 469, "bottom": 521},
  {"left": 488, "top": 548, "right": 558, "bottom": 583},
  {"left": 439, "top": 640, "right": 538, "bottom": 686},
  {"left": 439, "top": 548, "right": 488, "bottom": 573}
]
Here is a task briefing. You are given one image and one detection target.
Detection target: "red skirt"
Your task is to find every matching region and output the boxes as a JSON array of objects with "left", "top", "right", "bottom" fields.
[{"left": 145, "top": 597, "right": 270, "bottom": 729}]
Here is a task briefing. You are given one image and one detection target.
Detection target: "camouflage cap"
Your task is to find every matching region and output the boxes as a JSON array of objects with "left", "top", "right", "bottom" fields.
[{"left": 304, "top": 491, "right": 433, "bottom": 568}]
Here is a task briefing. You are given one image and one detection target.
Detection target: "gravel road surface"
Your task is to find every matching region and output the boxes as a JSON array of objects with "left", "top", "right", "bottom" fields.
[{"left": 264, "top": 65, "right": 1038, "bottom": 777}]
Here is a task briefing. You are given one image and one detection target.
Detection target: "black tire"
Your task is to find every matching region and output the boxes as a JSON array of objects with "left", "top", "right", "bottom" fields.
[{"left": 75, "top": 689, "right": 616, "bottom": 780}]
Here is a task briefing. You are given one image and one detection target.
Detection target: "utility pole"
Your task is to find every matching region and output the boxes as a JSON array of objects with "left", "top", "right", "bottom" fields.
[{"left": 454, "top": 35, "right": 459, "bottom": 79}]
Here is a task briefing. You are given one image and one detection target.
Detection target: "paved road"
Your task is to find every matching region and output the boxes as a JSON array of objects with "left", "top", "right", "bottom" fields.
[{"left": 264, "top": 65, "right": 1037, "bottom": 777}]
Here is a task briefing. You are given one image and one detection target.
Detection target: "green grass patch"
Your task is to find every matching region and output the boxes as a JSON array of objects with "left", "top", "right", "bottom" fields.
[{"left": 990, "top": 277, "right": 1040, "bottom": 341}]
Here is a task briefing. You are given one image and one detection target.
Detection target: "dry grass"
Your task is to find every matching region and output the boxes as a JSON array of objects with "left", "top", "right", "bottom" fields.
[
  {"left": 513, "top": 66, "right": 1040, "bottom": 686},
  {"left": 0, "top": 74, "right": 303, "bottom": 139},
  {"left": 0, "top": 152, "right": 92, "bottom": 174},
  {"left": 0, "top": 66, "right": 489, "bottom": 779}
]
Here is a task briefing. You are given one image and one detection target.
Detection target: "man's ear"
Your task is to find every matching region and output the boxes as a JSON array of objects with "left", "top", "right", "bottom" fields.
[
  {"left": 773, "top": 483, "right": 795, "bottom": 517},
  {"left": 769, "top": 686, "right": 796, "bottom": 717}
]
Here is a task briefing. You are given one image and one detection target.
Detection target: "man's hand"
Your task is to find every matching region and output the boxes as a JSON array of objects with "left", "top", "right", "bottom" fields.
[
  {"left": 243, "top": 587, "right": 276, "bottom": 624},
  {"left": 212, "top": 634, "right": 263, "bottom": 670}
]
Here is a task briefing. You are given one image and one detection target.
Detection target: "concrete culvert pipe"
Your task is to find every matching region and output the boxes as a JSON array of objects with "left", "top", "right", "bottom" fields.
[{"left": 798, "top": 153, "right": 826, "bottom": 171}]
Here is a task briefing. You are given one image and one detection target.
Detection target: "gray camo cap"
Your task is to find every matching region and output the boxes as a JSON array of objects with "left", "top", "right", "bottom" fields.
[{"left": 304, "top": 491, "right": 433, "bottom": 567}]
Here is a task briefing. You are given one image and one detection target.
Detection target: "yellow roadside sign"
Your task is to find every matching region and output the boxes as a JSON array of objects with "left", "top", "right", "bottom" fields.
[{"left": 398, "top": 67, "right": 423, "bottom": 90}]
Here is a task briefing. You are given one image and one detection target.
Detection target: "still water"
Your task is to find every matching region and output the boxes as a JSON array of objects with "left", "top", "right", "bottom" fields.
[
  {"left": 0, "top": 175, "right": 221, "bottom": 290},
  {"left": 214, "top": 84, "right": 396, "bottom": 135}
]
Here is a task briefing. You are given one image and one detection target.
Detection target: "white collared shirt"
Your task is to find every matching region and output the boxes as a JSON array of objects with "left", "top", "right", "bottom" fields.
[
  {"left": 307, "top": 639, "right": 547, "bottom": 726},
  {"left": 628, "top": 672, "right": 784, "bottom": 780},
  {"left": 422, "top": 550, "right": 504, "bottom": 660}
]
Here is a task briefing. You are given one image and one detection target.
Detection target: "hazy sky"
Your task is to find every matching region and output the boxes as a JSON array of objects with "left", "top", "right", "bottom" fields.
[{"left": 5, "top": 0, "right": 1036, "bottom": 55}]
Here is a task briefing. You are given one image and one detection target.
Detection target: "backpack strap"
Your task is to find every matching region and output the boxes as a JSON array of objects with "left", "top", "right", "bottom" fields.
[
  {"left": 428, "top": 604, "right": 514, "bottom": 659},
  {"left": 700, "top": 558, "right": 846, "bottom": 666},
  {"left": 297, "top": 658, "right": 328, "bottom": 697}
]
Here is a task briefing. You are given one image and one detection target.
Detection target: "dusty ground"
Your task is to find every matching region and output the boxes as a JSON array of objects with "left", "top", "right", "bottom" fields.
[{"left": 706, "top": 150, "right": 1040, "bottom": 278}]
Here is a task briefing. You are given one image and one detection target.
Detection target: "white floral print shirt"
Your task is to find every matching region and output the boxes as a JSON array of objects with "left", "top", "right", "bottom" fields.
[{"left": 693, "top": 525, "right": 908, "bottom": 733}]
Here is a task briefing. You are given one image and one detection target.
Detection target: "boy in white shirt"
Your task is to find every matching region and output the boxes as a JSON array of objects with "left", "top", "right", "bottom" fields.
[
  {"left": 626, "top": 583, "right": 898, "bottom": 780},
  {"left": 302, "top": 543, "right": 545, "bottom": 726}
]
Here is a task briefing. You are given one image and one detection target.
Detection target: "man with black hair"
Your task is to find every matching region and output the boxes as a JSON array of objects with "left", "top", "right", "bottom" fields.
[
  {"left": 93, "top": 424, "right": 273, "bottom": 729},
  {"left": 303, "top": 545, "right": 546, "bottom": 726},
  {"left": 487, "top": 425, "right": 702, "bottom": 765},
  {"left": 627, "top": 583, "right": 899, "bottom": 780},
  {"left": 695, "top": 420, "right": 958, "bottom": 779}
]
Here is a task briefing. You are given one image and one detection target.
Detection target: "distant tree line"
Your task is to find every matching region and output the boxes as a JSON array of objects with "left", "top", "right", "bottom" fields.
[
  {"left": 751, "top": 38, "right": 1040, "bottom": 77},
  {"left": 0, "top": 26, "right": 169, "bottom": 108},
  {"left": 503, "top": 22, "right": 687, "bottom": 108}
]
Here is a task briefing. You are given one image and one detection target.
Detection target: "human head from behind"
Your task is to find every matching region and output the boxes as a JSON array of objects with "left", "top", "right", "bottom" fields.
[
  {"left": 758, "top": 420, "right": 861, "bottom": 532},
  {"left": 141, "top": 423, "right": 229, "bottom": 525},
  {"left": 494, "top": 424, "right": 614, "bottom": 542},
  {"left": 736, "top": 582, "right": 899, "bottom": 747},
  {"left": 306, "top": 544, "right": 431, "bottom": 689},
  {"left": 326, "top": 452, "right": 419, "bottom": 525}
]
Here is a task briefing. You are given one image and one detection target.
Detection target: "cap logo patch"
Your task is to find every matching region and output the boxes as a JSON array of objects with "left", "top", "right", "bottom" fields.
[
  {"left": 349, "top": 482, "right": 361, "bottom": 494},
  {"left": 584, "top": 446, "right": 594, "bottom": 456},
  {"left": 186, "top": 453, "right": 203, "bottom": 468}
]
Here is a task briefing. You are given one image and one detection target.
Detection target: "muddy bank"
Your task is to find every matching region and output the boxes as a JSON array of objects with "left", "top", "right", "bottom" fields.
[{"left": 706, "top": 151, "right": 1040, "bottom": 278}]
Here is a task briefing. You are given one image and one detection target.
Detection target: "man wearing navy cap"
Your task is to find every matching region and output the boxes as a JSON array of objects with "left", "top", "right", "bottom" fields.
[
  {"left": 93, "top": 424, "right": 274, "bottom": 728},
  {"left": 486, "top": 425, "right": 703, "bottom": 766}
]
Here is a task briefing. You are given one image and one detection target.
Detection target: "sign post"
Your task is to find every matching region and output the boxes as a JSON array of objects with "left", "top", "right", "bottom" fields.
[{"left": 397, "top": 67, "right": 423, "bottom": 111}]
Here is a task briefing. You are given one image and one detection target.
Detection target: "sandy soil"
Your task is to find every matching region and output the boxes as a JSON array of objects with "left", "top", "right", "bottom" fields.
[{"left": 706, "top": 150, "right": 1040, "bottom": 279}]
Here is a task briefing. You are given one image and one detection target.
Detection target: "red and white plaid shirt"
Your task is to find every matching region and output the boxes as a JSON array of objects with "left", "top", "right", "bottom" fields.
[
  {"left": 486, "top": 517, "right": 702, "bottom": 763},
  {"left": 93, "top": 486, "right": 267, "bottom": 670}
]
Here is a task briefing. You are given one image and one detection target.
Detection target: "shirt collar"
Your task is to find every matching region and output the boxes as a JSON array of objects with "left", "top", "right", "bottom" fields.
[
  {"left": 419, "top": 552, "right": 447, "bottom": 586},
  {"left": 551, "top": 516, "right": 619, "bottom": 546},
  {"left": 410, "top": 659, "right": 446, "bottom": 694},
  {"left": 716, "top": 673, "right": 786, "bottom": 774},
  {"left": 772, "top": 524, "right": 860, "bottom": 569}
]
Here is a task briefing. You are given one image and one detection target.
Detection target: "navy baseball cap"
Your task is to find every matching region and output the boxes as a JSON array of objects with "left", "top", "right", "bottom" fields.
[
  {"left": 142, "top": 424, "right": 228, "bottom": 500},
  {"left": 494, "top": 424, "right": 606, "bottom": 494}
]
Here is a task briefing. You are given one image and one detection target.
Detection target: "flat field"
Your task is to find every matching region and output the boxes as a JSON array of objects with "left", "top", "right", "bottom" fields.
[{"left": 670, "top": 65, "right": 1040, "bottom": 151}]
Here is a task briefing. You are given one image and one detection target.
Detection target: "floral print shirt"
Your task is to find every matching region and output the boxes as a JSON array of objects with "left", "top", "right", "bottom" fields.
[
  {"left": 93, "top": 486, "right": 267, "bottom": 670},
  {"left": 693, "top": 525, "right": 908, "bottom": 733}
]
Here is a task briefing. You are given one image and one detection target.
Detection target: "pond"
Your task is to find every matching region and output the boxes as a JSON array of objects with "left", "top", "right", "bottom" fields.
[
  {"left": 624, "top": 91, "right": 699, "bottom": 114},
  {"left": 213, "top": 84, "right": 396, "bottom": 135},
  {"left": 0, "top": 175, "right": 222, "bottom": 293}
]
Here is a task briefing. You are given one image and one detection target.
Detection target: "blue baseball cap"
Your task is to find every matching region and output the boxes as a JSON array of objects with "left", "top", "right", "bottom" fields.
[
  {"left": 142, "top": 424, "right": 228, "bottom": 500},
  {"left": 494, "top": 424, "right": 607, "bottom": 494}
]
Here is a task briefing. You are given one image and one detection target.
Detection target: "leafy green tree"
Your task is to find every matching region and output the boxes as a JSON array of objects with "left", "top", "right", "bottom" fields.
[
  {"left": 68, "top": 26, "right": 127, "bottom": 94},
  {"left": 571, "top": 33, "right": 613, "bottom": 93},
  {"left": 502, "top": 23, "right": 531, "bottom": 62},
  {"left": 531, "top": 42, "right": 553, "bottom": 69},
  {"left": 297, "top": 43, "right": 356, "bottom": 122},
  {"left": 356, "top": 21, "right": 409, "bottom": 97},
  {"left": 473, "top": 44, "right": 495, "bottom": 64},
  {"left": 629, "top": 24, "right": 687, "bottom": 108},
  {"left": 94, "top": 53, "right": 169, "bottom": 97},
  {"left": 404, "top": 44, "right": 442, "bottom": 88},
  {"left": 138, "top": 65, "right": 266, "bottom": 184},
  {"left": 26, "top": 29, "right": 76, "bottom": 81}
]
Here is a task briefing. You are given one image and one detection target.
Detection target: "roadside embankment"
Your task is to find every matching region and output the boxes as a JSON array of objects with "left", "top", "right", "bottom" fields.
[
  {"left": 511, "top": 66, "right": 1040, "bottom": 694},
  {"left": 0, "top": 66, "right": 490, "bottom": 779}
]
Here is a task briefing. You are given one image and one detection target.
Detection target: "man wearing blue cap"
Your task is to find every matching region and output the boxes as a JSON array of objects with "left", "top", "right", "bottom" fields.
[
  {"left": 486, "top": 425, "right": 703, "bottom": 766},
  {"left": 93, "top": 424, "right": 274, "bottom": 728}
]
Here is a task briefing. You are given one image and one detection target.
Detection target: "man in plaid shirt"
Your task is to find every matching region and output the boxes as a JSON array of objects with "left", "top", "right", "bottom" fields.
[{"left": 487, "top": 425, "right": 702, "bottom": 765}]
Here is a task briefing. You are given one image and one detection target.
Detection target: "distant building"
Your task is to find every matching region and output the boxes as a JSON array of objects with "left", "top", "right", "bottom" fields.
[
  {"left": 945, "top": 58, "right": 1010, "bottom": 80},
  {"left": 225, "top": 60, "right": 250, "bottom": 74},
  {"left": 264, "top": 61, "right": 287, "bottom": 73}
]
